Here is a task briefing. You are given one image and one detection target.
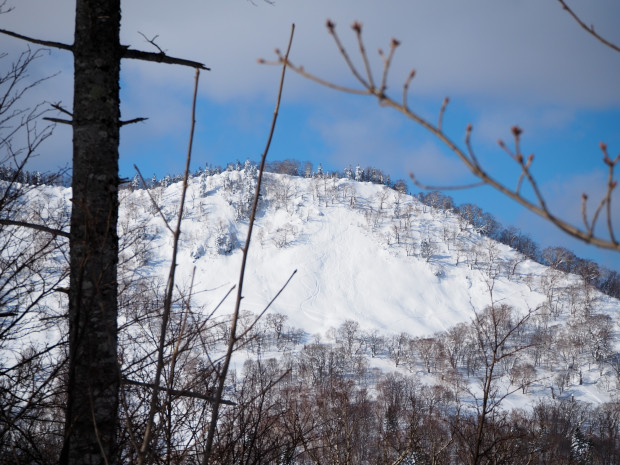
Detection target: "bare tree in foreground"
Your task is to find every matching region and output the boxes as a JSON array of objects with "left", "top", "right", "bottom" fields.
[
  {"left": 1, "top": 1, "right": 207, "bottom": 463},
  {"left": 0, "top": 44, "right": 68, "bottom": 465},
  {"left": 265, "top": 2, "right": 619, "bottom": 252}
]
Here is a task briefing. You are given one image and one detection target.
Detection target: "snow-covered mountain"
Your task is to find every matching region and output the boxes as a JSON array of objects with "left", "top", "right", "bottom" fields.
[
  {"left": 110, "top": 167, "right": 619, "bottom": 405},
  {"left": 146, "top": 170, "right": 545, "bottom": 336},
  {"left": 4, "top": 165, "right": 620, "bottom": 463},
  {"left": 7, "top": 166, "right": 620, "bottom": 406}
]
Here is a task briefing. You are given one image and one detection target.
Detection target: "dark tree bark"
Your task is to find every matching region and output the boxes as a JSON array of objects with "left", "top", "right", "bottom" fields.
[
  {"left": 0, "top": 3, "right": 206, "bottom": 464},
  {"left": 60, "top": 1, "right": 122, "bottom": 464}
]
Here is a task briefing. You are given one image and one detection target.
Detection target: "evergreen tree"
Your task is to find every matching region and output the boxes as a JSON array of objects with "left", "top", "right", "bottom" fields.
[
  {"left": 354, "top": 164, "right": 362, "bottom": 181},
  {"left": 216, "top": 229, "right": 234, "bottom": 254},
  {"left": 571, "top": 427, "right": 593, "bottom": 464},
  {"left": 199, "top": 172, "right": 209, "bottom": 198},
  {"left": 315, "top": 163, "right": 324, "bottom": 178},
  {"left": 344, "top": 165, "right": 353, "bottom": 179},
  {"left": 237, "top": 159, "right": 257, "bottom": 219}
]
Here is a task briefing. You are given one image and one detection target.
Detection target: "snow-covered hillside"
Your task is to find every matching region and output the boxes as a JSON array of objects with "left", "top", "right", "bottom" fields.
[
  {"left": 10, "top": 167, "right": 619, "bottom": 401},
  {"left": 3, "top": 166, "right": 620, "bottom": 463},
  {"left": 148, "top": 171, "right": 545, "bottom": 336},
  {"left": 110, "top": 167, "right": 619, "bottom": 405}
]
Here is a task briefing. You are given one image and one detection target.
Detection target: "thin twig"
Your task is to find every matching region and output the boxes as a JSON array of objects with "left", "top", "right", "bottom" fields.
[
  {"left": 557, "top": 0, "right": 620, "bottom": 53},
  {"left": 379, "top": 39, "right": 399, "bottom": 95},
  {"left": 402, "top": 69, "right": 416, "bottom": 111},
  {"left": 352, "top": 22, "right": 375, "bottom": 90},
  {"left": 122, "top": 378, "right": 235, "bottom": 405},
  {"left": 50, "top": 102, "right": 73, "bottom": 117},
  {"left": 271, "top": 24, "right": 620, "bottom": 252},
  {"left": 236, "top": 269, "right": 297, "bottom": 341},
  {"left": 133, "top": 165, "right": 174, "bottom": 235},
  {"left": 120, "top": 117, "right": 148, "bottom": 126},
  {"left": 202, "top": 24, "right": 295, "bottom": 465},
  {"left": 438, "top": 97, "right": 449, "bottom": 132},
  {"left": 409, "top": 173, "right": 485, "bottom": 191},
  {"left": 327, "top": 20, "right": 369, "bottom": 88},
  {"left": 601, "top": 143, "right": 619, "bottom": 244},
  {"left": 465, "top": 123, "right": 482, "bottom": 169},
  {"left": 137, "top": 67, "right": 201, "bottom": 465},
  {"left": 138, "top": 32, "right": 166, "bottom": 54},
  {"left": 581, "top": 193, "right": 591, "bottom": 234},
  {"left": 0, "top": 218, "right": 70, "bottom": 238}
]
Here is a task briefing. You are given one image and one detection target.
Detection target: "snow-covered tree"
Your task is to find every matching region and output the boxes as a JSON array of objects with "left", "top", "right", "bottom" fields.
[
  {"left": 571, "top": 427, "right": 593, "bottom": 464},
  {"left": 344, "top": 165, "right": 353, "bottom": 179},
  {"left": 354, "top": 164, "right": 363, "bottom": 182},
  {"left": 216, "top": 230, "right": 234, "bottom": 255},
  {"left": 200, "top": 170, "right": 210, "bottom": 198},
  {"left": 315, "top": 163, "right": 324, "bottom": 178},
  {"left": 235, "top": 159, "right": 257, "bottom": 220}
]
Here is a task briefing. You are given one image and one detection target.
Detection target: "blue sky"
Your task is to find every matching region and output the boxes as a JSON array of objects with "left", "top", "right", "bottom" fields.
[{"left": 3, "top": 0, "right": 620, "bottom": 270}]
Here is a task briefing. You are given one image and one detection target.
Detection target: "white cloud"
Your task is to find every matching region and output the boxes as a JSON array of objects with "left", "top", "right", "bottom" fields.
[
  {"left": 113, "top": 0, "right": 620, "bottom": 107},
  {"left": 2, "top": 0, "right": 619, "bottom": 178},
  {"left": 8, "top": 0, "right": 618, "bottom": 106}
]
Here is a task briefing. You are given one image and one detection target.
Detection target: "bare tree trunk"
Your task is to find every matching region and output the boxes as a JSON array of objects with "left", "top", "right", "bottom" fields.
[{"left": 61, "top": 1, "right": 121, "bottom": 463}]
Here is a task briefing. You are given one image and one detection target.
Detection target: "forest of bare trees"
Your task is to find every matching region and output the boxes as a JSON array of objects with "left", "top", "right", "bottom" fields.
[{"left": 2, "top": 157, "right": 620, "bottom": 464}]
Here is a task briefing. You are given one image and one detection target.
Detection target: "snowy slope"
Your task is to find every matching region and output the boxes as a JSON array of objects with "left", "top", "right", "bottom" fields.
[
  {"left": 11, "top": 167, "right": 620, "bottom": 408},
  {"left": 139, "top": 171, "right": 615, "bottom": 336}
]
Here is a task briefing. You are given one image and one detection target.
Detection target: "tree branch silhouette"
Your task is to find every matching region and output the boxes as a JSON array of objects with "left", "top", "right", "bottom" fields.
[{"left": 265, "top": 20, "right": 619, "bottom": 252}]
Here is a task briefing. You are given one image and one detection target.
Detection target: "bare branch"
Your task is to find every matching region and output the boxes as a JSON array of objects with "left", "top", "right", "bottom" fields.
[
  {"left": 262, "top": 55, "right": 369, "bottom": 96},
  {"left": 0, "top": 28, "right": 72, "bottom": 51},
  {"left": 137, "top": 32, "right": 166, "bottom": 54},
  {"left": 133, "top": 165, "right": 174, "bottom": 235},
  {"left": 203, "top": 24, "right": 296, "bottom": 465},
  {"left": 0, "top": 218, "right": 70, "bottom": 238},
  {"left": 43, "top": 117, "right": 71, "bottom": 125},
  {"left": 137, "top": 68, "right": 201, "bottom": 465},
  {"left": 276, "top": 24, "right": 620, "bottom": 252},
  {"left": 0, "top": 29, "right": 209, "bottom": 69},
  {"left": 557, "top": 0, "right": 620, "bottom": 53},
  {"left": 122, "top": 378, "right": 235, "bottom": 405},
  {"left": 120, "top": 117, "right": 148, "bottom": 126},
  {"left": 409, "top": 173, "right": 485, "bottom": 191},
  {"left": 50, "top": 102, "right": 72, "bottom": 117},
  {"left": 122, "top": 48, "right": 209, "bottom": 70},
  {"left": 236, "top": 269, "right": 297, "bottom": 341}
]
